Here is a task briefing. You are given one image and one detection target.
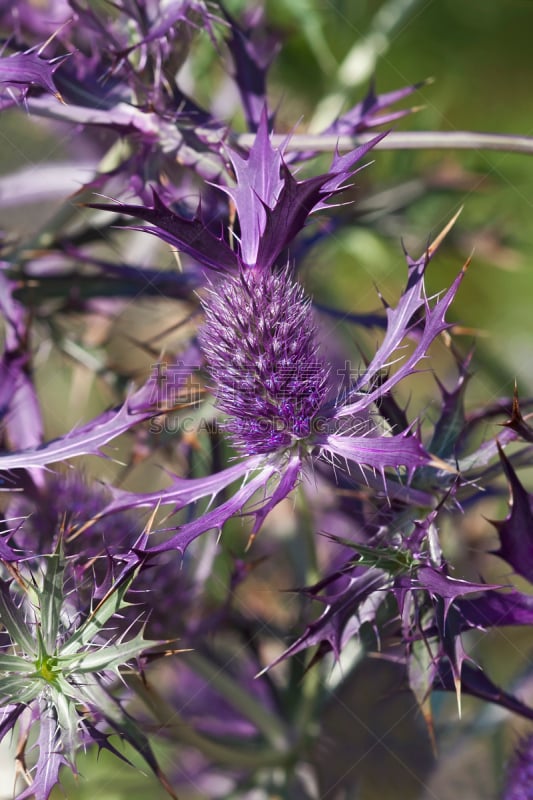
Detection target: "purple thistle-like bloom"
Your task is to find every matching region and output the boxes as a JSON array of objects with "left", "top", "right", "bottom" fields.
[
  {"left": 503, "top": 735, "right": 533, "bottom": 800},
  {"left": 84, "top": 119, "right": 470, "bottom": 556},
  {"left": 199, "top": 268, "right": 329, "bottom": 455}
]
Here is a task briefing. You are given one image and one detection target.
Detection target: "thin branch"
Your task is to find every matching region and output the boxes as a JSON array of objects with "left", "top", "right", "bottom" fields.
[
  {"left": 234, "top": 130, "right": 533, "bottom": 157},
  {"left": 24, "top": 94, "right": 533, "bottom": 158}
]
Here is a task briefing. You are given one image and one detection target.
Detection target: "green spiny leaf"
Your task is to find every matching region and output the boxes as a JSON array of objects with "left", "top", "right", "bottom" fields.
[
  {"left": 39, "top": 552, "right": 65, "bottom": 653},
  {"left": 59, "top": 632, "right": 156, "bottom": 674},
  {"left": 61, "top": 569, "right": 137, "bottom": 656},
  {"left": 0, "top": 579, "right": 36, "bottom": 655},
  {"left": 349, "top": 542, "right": 419, "bottom": 575},
  {"left": 0, "top": 674, "right": 40, "bottom": 704},
  {"left": 0, "top": 653, "right": 35, "bottom": 673},
  {"left": 50, "top": 684, "right": 80, "bottom": 756}
]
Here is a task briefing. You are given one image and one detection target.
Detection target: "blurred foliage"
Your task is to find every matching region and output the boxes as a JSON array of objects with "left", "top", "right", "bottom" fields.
[
  {"left": 230, "top": 3, "right": 533, "bottom": 798},
  {"left": 250, "top": 0, "right": 533, "bottom": 403}
]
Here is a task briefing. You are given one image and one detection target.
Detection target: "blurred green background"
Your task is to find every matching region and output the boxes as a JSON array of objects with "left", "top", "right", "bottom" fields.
[
  {"left": 265, "top": 4, "right": 533, "bottom": 797},
  {"left": 261, "top": 0, "right": 533, "bottom": 404}
]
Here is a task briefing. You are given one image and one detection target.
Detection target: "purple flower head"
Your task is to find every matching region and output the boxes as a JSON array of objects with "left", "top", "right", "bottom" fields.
[
  {"left": 199, "top": 267, "right": 329, "bottom": 455},
  {"left": 8, "top": 471, "right": 137, "bottom": 559},
  {"left": 503, "top": 734, "right": 533, "bottom": 800},
  {"left": 106, "top": 232, "right": 464, "bottom": 558},
  {"left": 83, "top": 180, "right": 466, "bottom": 558}
]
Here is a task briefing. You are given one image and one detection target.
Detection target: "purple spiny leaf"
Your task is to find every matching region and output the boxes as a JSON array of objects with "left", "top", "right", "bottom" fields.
[
  {"left": 140, "top": 460, "right": 286, "bottom": 555},
  {"left": 435, "top": 661, "right": 533, "bottom": 722},
  {"left": 0, "top": 48, "right": 69, "bottom": 102},
  {"left": 490, "top": 445, "right": 533, "bottom": 582},
  {"left": 0, "top": 347, "right": 199, "bottom": 472},
  {"left": 222, "top": 5, "right": 280, "bottom": 131},
  {"left": 222, "top": 112, "right": 285, "bottom": 266},
  {"left": 412, "top": 566, "right": 500, "bottom": 622},
  {"left": 245, "top": 452, "right": 301, "bottom": 536},
  {"left": 98, "top": 454, "right": 266, "bottom": 518},
  {"left": 316, "top": 430, "right": 432, "bottom": 481},
  {"left": 501, "top": 384, "right": 533, "bottom": 443},
  {"left": 119, "top": 0, "right": 220, "bottom": 52},
  {"left": 88, "top": 189, "right": 239, "bottom": 273},
  {"left": 0, "top": 703, "right": 24, "bottom": 739},
  {"left": 429, "top": 350, "right": 473, "bottom": 459},
  {"left": 456, "top": 588, "right": 533, "bottom": 629},
  {"left": 16, "top": 698, "right": 68, "bottom": 800},
  {"left": 252, "top": 134, "right": 386, "bottom": 271},
  {"left": 324, "top": 79, "right": 428, "bottom": 135},
  {"left": 223, "top": 117, "right": 385, "bottom": 269},
  {"left": 262, "top": 568, "right": 388, "bottom": 670},
  {"left": 336, "top": 215, "right": 467, "bottom": 418}
]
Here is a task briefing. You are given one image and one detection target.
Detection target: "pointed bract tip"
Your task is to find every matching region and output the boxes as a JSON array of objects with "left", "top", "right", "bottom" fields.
[
  {"left": 454, "top": 676, "right": 462, "bottom": 719},
  {"left": 426, "top": 206, "right": 463, "bottom": 258},
  {"left": 428, "top": 453, "right": 457, "bottom": 473}
]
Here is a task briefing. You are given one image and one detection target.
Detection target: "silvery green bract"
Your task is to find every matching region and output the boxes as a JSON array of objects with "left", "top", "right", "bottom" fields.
[{"left": 0, "top": 551, "right": 173, "bottom": 800}]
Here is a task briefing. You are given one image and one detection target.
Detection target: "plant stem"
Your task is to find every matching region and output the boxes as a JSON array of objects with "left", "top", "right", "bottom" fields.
[{"left": 235, "top": 130, "right": 533, "bottom": 156}]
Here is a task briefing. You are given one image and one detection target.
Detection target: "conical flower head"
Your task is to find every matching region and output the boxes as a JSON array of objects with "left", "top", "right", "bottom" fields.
[{"left": 199, "top": 269, "right": 329, "bottom": 455}]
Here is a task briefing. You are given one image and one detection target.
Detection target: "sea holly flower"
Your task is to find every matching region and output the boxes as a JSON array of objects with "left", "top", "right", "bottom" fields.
[
  {"left": 198, "top": 267, "right": 330, "bottom": 455},
  {"left": 84, "top": 119, "right": 467, "bottom": 555},
  {"left": 77, "top": 119, "right": 471, "bottom": 561},
  {"left": 0, "top": 551, "right": 175, "bottom": 800}
]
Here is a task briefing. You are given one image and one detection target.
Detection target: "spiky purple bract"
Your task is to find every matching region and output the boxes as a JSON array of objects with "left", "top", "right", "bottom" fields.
[{"left": 199, "top": 268, "right": 329, "bottom": 455}]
